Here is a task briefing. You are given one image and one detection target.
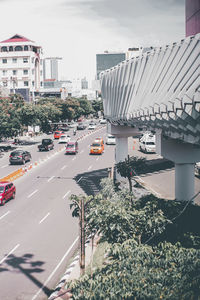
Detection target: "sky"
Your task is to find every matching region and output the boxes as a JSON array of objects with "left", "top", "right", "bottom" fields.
[{"left": 0, "top": 0, "right": 185, "bottom": 85}]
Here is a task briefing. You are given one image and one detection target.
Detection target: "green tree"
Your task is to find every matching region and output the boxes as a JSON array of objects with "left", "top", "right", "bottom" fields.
[{"left": 116, "top": 155, "right": 146, "bottom": 193}]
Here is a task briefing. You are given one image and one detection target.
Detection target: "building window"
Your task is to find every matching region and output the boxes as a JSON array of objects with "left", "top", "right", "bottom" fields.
[
  {"left": 32, "top": 69, "right": 35, "bottom": 75},
  {"left": 15, "top": 46, "right": 23, "bottom": 51},
  {"left": 9, "top": 46, "right": 13, "bottom": 51},
  {"left": 32, "top": 57, "right": 34, "bottom": 63},
  {"left": 24, "top": 81, "right": 29, "bottom": 87},
  {"left": 2, "top": 59, "right": 7, "bottom": 64},
  {"left": 23, "top": 57, "right": 28, "bottom": 63},
  {"left": 23, "top": 69, "right": 28, "bottom": 75},
  {"left": 40, "top": 70, "right": 43, "bottom": 76},
  {"left": 3, "top": 81, "right": 7, "bottom": 87},
  {"left": 24, "top": 45, "right": 28, "bottom": 51},
  {"left": 1, "top": 46, "right": 7, "bottom": 52},
  {"left": 12, "top": 58, "right": 17, "bottom": 63},
  {"left": 2, "top": 70, "right": 7, "bottom": 76},
  {"left": 13, "top": 70, "right": 17, "bottom": 75},
  {"left": 40, "top": 59, "right": 43, "bottom": 65},
  {"left": 40, "top": 82, "right": 43, "bottom": 87},
  {"left": 32, "top": 81, "right": 34, "bottom": 87}
]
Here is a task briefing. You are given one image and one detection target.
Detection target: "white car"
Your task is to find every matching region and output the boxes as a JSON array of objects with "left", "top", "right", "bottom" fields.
[
  {"left": 106, "top": 134, "right": 116, "bottom": 145},
  {"left": 139, "top": 133, "right": 156, "bottom": 153},
  {"left": 100, "top": 119, "right": 107, "bottom": 124},
  {"left": 88, "top": 124, "right": 96, "bottom": 130},
  {"left": 58, "top": 134, "right": 71, "bottom": 143}
]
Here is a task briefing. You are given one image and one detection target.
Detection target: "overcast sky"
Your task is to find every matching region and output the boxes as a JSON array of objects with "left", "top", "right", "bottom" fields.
[{"left": 0, "top": 0, "right": 185, "bottom": 84}]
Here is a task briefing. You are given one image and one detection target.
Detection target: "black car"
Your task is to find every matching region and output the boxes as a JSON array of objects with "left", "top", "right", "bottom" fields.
[
  {"left": 38, "top": 139, "right": 54, "bottom": 151},
  {"left": 77, "top": 122, "right": 86, "bottom": 130},
  {"left": 9, "top": 150, "right": 31, "bottom": 165}
]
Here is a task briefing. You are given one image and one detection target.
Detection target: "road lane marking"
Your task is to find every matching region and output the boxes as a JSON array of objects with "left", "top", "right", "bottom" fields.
[
  {"left": 62, "top": 190, "right": 71, "bottom": 199},
  {"left": 77, "top": 176, "right": 82, "bottom": 183},
  {"left": 96, "top": 157, "right": 99, "bottom": 161},
  {"left": 80, "top": 150, "right": 84, "bottom": 154},
  {"left": 88, "top": 165, "right": 92, "bottom": 171},
  {"left": 61, "top": 165, "right": 67, "bottom": 170},
  {"left": 1, "top": 165, "right": 8, "bottom": 168},
  {"left": 0, "top": 211, "right": 10, "bottom": 220},
  {"left": 31, "top": 236, "right": 79, "bottom": 300},
  {"left": 27, "top": 189, "right": 38, "bottom": 198},
  {"left": 39, "top": 212, "right": 50, "bottom": 224},
  {"left": 72, "top": 157, "right": 76, "bottom": 161},
  {"left": 47, "top": 176, "right": 55, "bottom": 182},
  {"left": 0, "top": 244, "right": 20, "bottom": 265}
]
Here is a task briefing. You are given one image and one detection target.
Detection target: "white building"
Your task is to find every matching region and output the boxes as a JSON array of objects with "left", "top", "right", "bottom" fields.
[{"left": 0, "top": 34, "right": 43, "bottom": 101}]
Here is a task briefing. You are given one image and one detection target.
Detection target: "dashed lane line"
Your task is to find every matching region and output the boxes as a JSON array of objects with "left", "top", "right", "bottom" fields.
[
  {"left": 61, "top": 165, "right": 67, "bottom": 170},
  {"left": 0, "top": 211, "right": 10, "bottom": 220},
  {"left": 27, "top": 189, "right": 38, "bottom": 198},
  {"left": 62, "top": 190, "right": 71, "bottom": 199},
  {"left": 39, "top": 212, "right": 50, "bottom": 224},
  {"left": 0, "top": 244, "right": 20, "bottom": 265},
  {"left": 47, "top": 176, "right": 55, "bottom": 182}
]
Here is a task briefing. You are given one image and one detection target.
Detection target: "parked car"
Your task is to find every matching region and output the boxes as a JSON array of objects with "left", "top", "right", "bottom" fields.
[
  {"left": 38, "top": 139, "right": 54, "bottom": 151},
  {"left": 77, "top": 122, "right": 86, "bottom": 130},
  {"left": 58, "top": 134, "right": 71, "bottom": 143},
  {"left": 106, "top": 134, "right": 116, "bottom": 145},
  {"left": 99, "top": 119, "right": 107, "bottom": 124},
  {"left": 54, "top": 131, "right": 63, "bottom": 139},
  {"left": 90, "top": 142, "right": 103, "bottom": 155},
  {"left": 65, "top": 141, "right": 78, "bottom": 154},
  {"left": 0, "top": 181, "right": 16, "bottom": 205},
  {"left": 88, "top": 124, "right": 96, "bottom": 130},
  {"left": 195, "top": 162, "right": 200, "bottom": 176},
  {"left": 139, "top": 133, "right": 156, "bottom": 153},
  {"left": 9, "top": 150, "right": 31, "bottom": 165}
]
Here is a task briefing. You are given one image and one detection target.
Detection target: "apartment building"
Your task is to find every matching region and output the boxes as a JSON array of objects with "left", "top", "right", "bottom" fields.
[{"left": 0, "top": 34, "right": 43, "bottom": 101}]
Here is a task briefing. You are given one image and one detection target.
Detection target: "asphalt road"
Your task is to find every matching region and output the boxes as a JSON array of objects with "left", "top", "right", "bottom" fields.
[
  {"left": 0, "top": 125, "right": 115, "bottom": 300},
  {"left": 0, "top": 129, "right": 199, "bottom": 300}
]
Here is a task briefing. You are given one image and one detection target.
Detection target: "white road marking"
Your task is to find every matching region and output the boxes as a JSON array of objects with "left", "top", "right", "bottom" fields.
[
  {"left": 27, "top": 189, "right": 38, "bottom": 198},
  {"left": 1, "top": 165, "right": 8, "bottom": 168},
  {"left": 88, "top": 165, "right": 92, "bottom": 171},
  {"left": 0, "top": 211, "right": 10, "bottom": 220},
  {"left": 72, "top": 157, "right": 76, "bottom": 161},
  {"left": 61, "top": 165, "right": 67, "bottom": 170},
  {"left": 31, "top": 236, "right": 79, "bottom": 300},
  {"left": 62, "top": 190, "right": 71, "bottom": 199},
  {"left": 0, "top": 244, "right": 20, "bottom": 265},
  {"left": 47, "top": 176, "right": 55, "bottom": 182},
  {"left": 96, "top": 157, "right": 99, "bottom": 161},
  {"left": 39, "top": 212, "right": 50, "bottom": 224},
  {"left": 77, "top": 176, "right": 82, "bottom": 183},
  {"left": 80, "top": 150, "right": 84, "bottom": 154}
]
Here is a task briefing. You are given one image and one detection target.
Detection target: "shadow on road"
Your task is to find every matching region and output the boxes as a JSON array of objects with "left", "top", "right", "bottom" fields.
[
  {"left": 0, "top": 253, "right": 52, "bottom": 297},
  {"left": 74, "top": 167, "right": 109, "bottom": 195}
]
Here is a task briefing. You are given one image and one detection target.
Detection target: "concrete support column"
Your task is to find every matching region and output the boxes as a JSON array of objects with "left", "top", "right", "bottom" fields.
[
  {"left": 115, "top": 137, "right": 128, "bottom": 181},
  {"left": 156, "top": 131, "right": 200, "bottom": 202},
  {"left": 175, "top": 163, "right": 195, "bottom": 201}
]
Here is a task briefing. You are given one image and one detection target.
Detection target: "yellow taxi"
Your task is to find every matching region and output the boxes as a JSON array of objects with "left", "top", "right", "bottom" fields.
[
  {"left": 94, "top": 137, "right": 104, "bottom": 150},
  {"left": 90, "top": 141, "right": 103, "bottom": 155}
]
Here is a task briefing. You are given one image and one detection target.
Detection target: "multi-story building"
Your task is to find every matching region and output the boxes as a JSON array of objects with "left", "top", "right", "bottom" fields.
[
  {"left": 43, "top": 57, "right": 62, "bottom": 81},
  {"left": 96, "top": 51, "right": 126, "bottom": 80},
  {"left": 0, "top": 34, "right": 43, "bottom": 101}
]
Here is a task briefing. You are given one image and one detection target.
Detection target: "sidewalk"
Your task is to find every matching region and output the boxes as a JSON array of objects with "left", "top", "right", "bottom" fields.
[{"left": 49, "top": 235, "right": 100, "bottom": 300}]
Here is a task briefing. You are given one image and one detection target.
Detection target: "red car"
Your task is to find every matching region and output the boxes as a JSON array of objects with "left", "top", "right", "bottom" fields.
[{"left": 0, "top": 181, "right": 16, "bottom": 205}]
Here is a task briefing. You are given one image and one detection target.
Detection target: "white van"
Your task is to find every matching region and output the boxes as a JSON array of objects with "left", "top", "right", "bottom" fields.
[{"left": 139, "top": 133, "right": 156, "bottom": 153}]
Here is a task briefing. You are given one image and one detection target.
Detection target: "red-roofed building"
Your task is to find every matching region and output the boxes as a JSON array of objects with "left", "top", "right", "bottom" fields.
[{"left": 0, "top": 34, "right": 43, "bottom": 101}]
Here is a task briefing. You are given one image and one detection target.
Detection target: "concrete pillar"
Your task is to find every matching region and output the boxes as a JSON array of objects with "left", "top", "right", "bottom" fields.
[
  {"left": 175, "top": 163, "right": 195, "bottom": 201},
  {"left": 156, "top": 131, "right": 200, "bottom": 202},
  {"left": 115, "top": 137, "right": 128, "bottom": 181}
]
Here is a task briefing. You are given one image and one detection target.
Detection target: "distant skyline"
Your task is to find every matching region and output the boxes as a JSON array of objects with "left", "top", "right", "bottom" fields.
[{"left": 0, "top": 0, "right": 185, "bottom": 84}]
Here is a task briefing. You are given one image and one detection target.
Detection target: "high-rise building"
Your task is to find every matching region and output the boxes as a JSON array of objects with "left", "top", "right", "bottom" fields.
[
  {"left": 0, "top": 34, "right": 43, "bottom": 101},
  {"left": 81, "top": 77, "right": 88, "bottom": 89},
  {"left": 186, "top": 0, "right": 200, "bottom": 36},
  {"left": 43, "top": 57, "right": 62, "bottom": 81},
  {"left": 96, "top": 51, "right": 126, "bottom": 80}
]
